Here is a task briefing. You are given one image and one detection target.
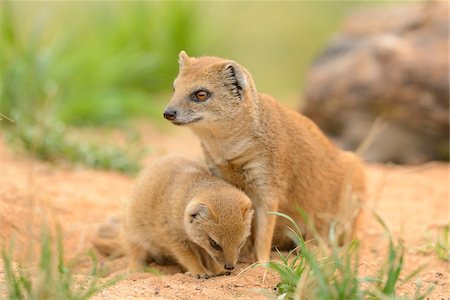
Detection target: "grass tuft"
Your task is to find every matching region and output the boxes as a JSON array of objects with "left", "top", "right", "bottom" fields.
[
  {"left": 6, "top": 121, "right": 147, "bottom": 175},
  {"left": 264, "top": 248, "right": 305, "bottom": 297},
  {"left": 264, "top": 212, "right": 434, "bottom": 300},
  {"left": 433, "top": 223, "right": 450, "bottom": 261},
  {"left": 416, "top": 223, "right": 450, "bottom": 262},
  {"left": 1, "top": 227, "right": 122, "bottom": 300}
]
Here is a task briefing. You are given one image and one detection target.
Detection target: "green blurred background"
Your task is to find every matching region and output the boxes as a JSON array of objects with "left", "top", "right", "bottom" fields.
[{"left": 0, "top": 1, "right": 395, "bottom": 173}]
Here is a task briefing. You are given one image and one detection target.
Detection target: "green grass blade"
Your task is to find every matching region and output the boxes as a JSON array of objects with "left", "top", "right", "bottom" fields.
[
  {"left": 268, "top": 211, "right": 302, "bottom": 238},
  {"left": 1, "top": 248, "right": 22, "bottom": 299}
]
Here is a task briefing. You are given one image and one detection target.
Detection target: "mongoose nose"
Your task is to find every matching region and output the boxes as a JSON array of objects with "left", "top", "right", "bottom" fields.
[
  {"left": 224, "top": 264, "right": 234, "bottom": 270},
  {"left": 163, "top": 109, "right": 177, "bottom": 121}
]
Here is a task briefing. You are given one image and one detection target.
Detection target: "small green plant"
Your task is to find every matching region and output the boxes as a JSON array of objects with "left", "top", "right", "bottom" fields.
[
  {"left": 264, "top": 212, "right": 433, "bottom": 300},
  {"left": 433, "top": 223, "right": 450, "bottom": 261},
  {"left": 363, "top": 214, "right": 432, "bottom": 300},
  {"left": 1, "top": 228, "right": 122, "bottom": 300},
  {"left": 265, "top": 247, "right": 305, "bottom": 296},
  {"left": 417, "top": 223, "right": 450, "bottom": 262}
]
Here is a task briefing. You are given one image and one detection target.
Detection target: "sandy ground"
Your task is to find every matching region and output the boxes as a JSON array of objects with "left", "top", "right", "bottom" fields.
[{"left": 0, "top": 122, "right": 448, "bottom": 299}]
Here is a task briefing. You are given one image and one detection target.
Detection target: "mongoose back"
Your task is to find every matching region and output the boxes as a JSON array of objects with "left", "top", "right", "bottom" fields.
[
  {"left": 163, "top": 51, "right": 366, "bottom": 262},
  {"left": 124, "top": 156, "right": 253, "bottom": 278}
]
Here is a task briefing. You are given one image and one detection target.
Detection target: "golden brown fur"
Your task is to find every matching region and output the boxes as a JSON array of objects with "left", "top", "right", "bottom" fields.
[
  {"left": 124, "top": 156, "right": 253, "bottom": 278},
  {"left": 164, "top": 52, "right": 366, "bottom": 262}
]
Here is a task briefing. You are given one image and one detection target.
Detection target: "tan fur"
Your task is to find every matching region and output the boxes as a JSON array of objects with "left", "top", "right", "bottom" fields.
[
  {"left": 164, "top": 52, "right": 366, "bottom": 262},
  {"left": 124, "top": 156, "right": 253, "bottom": 278}
]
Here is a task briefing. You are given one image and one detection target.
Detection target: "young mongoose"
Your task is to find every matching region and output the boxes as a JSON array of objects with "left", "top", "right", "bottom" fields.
[
  {"left": 163, "top": 51, "right": 366, "bottom": 262},
  {"left": 124, "top": 156, "right": 253, "bottom": 278}
]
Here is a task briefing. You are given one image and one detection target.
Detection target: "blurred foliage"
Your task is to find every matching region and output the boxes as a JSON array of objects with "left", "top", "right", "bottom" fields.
[
  {"left": 0, "top": 1, "right": 201, "bottom": 172},
  {"left": 5, "top": 121, "right": 146, "bottom": 175},
  {"left": 1, "top": 1, "right": 201, "bottom": 126}
]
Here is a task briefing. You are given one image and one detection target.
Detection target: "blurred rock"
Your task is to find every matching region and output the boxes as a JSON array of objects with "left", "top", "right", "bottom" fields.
[{"left": 301, "top": 1, "right": 449, "bottom": 164}]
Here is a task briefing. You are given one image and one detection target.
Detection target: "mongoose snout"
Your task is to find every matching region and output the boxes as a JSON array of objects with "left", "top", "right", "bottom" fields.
[
  {"left": 224, "top": 264, "right": 235, "bottom": 270},
  {"left": 163, "top": 108, "right": 177, "bottom": 121}
]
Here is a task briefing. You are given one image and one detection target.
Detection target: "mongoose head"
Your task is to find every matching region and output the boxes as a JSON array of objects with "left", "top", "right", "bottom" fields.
[
  {"left": 184, "top": 187, "right": 253, "bottom": 271},
  {"left": 164, "top": 51, "right": 255, "bottom": 132}
]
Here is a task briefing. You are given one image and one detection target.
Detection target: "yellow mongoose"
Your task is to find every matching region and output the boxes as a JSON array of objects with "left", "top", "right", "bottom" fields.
[
  {"left": 124, "top": 156, "right": 253, "bottom": 278},
  {"left": 163, "top": 51, "right": 366, "bottom": 262}
]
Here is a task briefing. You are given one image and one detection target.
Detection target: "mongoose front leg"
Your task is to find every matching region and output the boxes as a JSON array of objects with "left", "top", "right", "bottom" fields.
[
  {"left": 201, "top": 252, "right": 227, "bottom": 275},
  {"left": 175, "top": 242, "right": 213, "bottom": 278},
  {"left": 254, "top": 201, "right": 278, "bottom": 262}
]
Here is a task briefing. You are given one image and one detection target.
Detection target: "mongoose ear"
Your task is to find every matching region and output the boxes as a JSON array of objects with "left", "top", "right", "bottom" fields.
[
  {"left": 187, "top": 203, "right": 208, "bottom": 223},
  {"left": 178, "top": 50, "right": 190, "bottom": 69},
  {"left": 222, "top": 62, "right": 248, "bottom": 99}
]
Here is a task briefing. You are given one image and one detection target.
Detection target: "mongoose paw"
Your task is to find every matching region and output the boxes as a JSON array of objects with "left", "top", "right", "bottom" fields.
[{"left": 186, "top": 272, "right": 214, "bottom": 279}]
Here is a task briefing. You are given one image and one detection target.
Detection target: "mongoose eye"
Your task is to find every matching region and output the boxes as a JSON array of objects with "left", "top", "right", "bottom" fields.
[
  {"left": 209, "top": 237, "right": 222, "bottom": 251},
  {"left": 191, "top": 90, "right": 210, "bottom": 102}
]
